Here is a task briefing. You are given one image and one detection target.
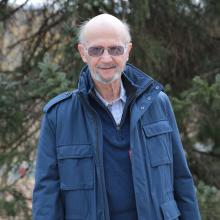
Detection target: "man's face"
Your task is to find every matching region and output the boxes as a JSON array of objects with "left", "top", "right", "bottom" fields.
[{"left": 78, "top": 26, "right": 132, "bottom": 84}]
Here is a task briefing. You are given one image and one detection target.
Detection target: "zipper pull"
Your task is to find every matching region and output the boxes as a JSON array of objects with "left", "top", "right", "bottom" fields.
[{"left": 129, "top": 150, "right": 132, "bottom": 159}]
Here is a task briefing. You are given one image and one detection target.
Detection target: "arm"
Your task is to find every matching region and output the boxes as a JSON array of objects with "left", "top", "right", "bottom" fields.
[
  {"left": 32, "top": 113, "right": 64, "bottom": 220},
  {"left": 162, "top": 93, "right": 201, "bottom": 220}
]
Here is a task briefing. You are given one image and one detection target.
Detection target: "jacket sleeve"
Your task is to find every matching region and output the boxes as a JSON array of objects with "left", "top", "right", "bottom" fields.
[
  {"left": 32, "top": 113, "right": 64, "bottom": 220},
  {"left": 162, "top": 93, "right": 201, "bottom": 220}
]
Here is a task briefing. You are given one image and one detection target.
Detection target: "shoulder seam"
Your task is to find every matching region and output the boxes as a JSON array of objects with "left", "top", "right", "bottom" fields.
[{"left": 43, "top": 90, "right": 78, "bottom": 113}]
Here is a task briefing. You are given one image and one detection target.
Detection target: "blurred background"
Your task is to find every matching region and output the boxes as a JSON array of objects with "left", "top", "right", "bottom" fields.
[{"left": 0, "top": 0, "right": 220, "bottom": 219}]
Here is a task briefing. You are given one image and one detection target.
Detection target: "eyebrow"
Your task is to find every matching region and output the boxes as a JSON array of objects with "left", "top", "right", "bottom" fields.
[{"left": 87, "top": 43, "right": 124, "bottom": 47}]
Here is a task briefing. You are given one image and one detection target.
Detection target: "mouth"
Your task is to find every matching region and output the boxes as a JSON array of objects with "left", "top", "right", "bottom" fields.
[{"left": 97, "top": 65, "right": 116, "bottom": 70}]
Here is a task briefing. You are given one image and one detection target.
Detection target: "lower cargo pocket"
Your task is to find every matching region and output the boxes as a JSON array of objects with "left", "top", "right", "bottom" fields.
[{"left": 57, "top": 144, "right": 94, "bottom": 190}]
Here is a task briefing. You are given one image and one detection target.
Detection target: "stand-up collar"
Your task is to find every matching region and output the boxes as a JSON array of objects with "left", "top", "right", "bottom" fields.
[{"left": 78, "top": 63, "right": 154, "bottom": 95}]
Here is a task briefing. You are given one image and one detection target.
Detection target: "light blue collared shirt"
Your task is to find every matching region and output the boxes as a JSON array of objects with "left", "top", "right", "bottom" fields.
[{"left": 95, "top": 81, "right": 127, "bottom": 125}]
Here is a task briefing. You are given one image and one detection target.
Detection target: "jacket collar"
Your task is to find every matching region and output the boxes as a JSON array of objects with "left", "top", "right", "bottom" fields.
[{"left": 78, "top": 63, "right": 154, "bottom": 95}]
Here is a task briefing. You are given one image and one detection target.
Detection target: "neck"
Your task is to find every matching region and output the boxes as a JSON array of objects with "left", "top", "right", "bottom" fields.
[{"left": 93, "top": 78, "right": 121, "bottom": 103}]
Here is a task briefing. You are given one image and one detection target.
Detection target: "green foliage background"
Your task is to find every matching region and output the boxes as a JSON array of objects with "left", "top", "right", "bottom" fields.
[{"left": 0, "top": 0, "right": 220, "bottom": 219}]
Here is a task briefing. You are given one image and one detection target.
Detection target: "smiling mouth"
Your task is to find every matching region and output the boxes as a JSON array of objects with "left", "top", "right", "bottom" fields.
[
  {"left": 97, "top": 65, "right": 116, "bottom": 70},
  {"left": 101, "top": 67, "right": 114, "bottom": 70}
]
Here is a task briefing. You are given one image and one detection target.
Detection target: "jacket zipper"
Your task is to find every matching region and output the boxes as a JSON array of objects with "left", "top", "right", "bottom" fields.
[
  {"left": 79, "top": 93, "right": 110, "bottom": 220},
  {"left": 92, "top": 110, "right": 110, "bottom": 220}
]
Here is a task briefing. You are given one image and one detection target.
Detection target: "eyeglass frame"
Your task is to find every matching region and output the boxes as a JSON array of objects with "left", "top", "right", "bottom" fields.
[{"left": 82, "top": 43, "right": 130, "bottom": 57}]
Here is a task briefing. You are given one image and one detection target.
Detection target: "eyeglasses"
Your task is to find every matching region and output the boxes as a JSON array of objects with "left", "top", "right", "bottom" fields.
[{"left": 85, "top": 45, "right": 127, "bottom": 57}]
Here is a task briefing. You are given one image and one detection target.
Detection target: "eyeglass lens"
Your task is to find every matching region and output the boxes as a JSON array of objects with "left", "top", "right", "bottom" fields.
[{"left": 88, "top": 46, "right": 125, "bottom": 57}]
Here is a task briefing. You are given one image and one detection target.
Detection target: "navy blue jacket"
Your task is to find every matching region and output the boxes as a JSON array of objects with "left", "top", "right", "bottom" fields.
[{"left": 33, "top": 64, "right": 201, "bottom": 220}]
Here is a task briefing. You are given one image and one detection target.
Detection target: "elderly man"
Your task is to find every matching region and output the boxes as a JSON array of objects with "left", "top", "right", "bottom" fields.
[{"left": 33, "top": 14, "right": 201, "bottom": 220}]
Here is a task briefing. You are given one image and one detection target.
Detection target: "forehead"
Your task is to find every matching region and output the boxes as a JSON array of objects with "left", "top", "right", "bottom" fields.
[{"left": 84, "top": 23, "right": 127, "bottom": 46}]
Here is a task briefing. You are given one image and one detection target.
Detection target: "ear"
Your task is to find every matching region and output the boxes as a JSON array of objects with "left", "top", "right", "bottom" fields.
[
  {"left": 77, "top": 44, "right": 88, "bottom": 63},
  {"left": 127, "top": 42, "right": 132, "bottom": 55},
  {"left": 126, "top": 42, "right": 132, "bottom": 61}
]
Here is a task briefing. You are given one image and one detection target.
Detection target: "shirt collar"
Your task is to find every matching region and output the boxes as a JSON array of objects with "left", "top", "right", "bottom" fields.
[{"left": 94, "top": 81, "right": 127, "bottom": 106}]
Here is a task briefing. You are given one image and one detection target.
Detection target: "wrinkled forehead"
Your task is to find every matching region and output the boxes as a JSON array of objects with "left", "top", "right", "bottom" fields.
[{"left": 83, "top": 21, "right": 128, "bottom": 45}]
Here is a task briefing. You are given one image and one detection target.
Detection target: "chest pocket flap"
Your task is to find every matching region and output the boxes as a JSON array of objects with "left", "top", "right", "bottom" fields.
[
  {"left": 143, "top": 120, "right": 173, "bottom": 167},
  {"left": 57, "top": 144, "right": 93, "bottom": 159},
  {"left": 143, "top": 120, "right": 172, "bottom": 137},
  {"left": 57, "top": 144, "right": 94, "bottom": 190}
]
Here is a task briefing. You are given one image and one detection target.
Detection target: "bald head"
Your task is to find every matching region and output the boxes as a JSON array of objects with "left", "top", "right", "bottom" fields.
[{"left": 78, "top": 14, "right": 131, "bottom": 44}]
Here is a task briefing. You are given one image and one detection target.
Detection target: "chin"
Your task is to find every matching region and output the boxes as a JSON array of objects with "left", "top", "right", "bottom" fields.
[{"left": 90, "top": 66, "right": 122, "bottom": 84}]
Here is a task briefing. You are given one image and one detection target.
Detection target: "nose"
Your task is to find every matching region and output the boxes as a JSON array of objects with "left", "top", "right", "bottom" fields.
[{"left": 100, "top": 49, "right": 113, "bottom": 62}]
